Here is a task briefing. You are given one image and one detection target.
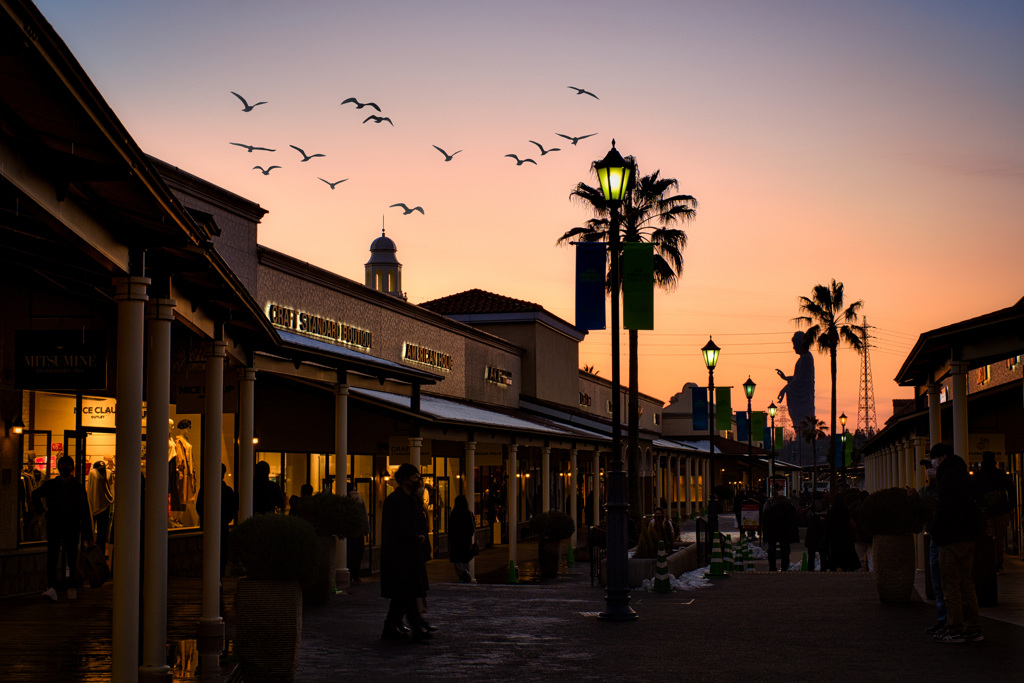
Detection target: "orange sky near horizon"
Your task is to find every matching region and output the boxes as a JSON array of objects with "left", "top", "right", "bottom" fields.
[{"left": 34, "top": 0, "right": 1024, "bottom": 432}]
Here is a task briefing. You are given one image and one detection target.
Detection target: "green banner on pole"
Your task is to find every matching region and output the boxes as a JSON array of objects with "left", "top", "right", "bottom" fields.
[
  {"left": 775, "top": 426, "right": 784, "bottom": 451},
  {"left": 751, "top": 411, "right": 764, "bottom": 436},
  {"left": 715, "top": 387, "right": 732, "bottom": 431},
  {"left": 622, "top": 243, "right": 654, "bottom": 330},
  {"left": 845, "top": 433, "right": 854, "bottom": 466}
]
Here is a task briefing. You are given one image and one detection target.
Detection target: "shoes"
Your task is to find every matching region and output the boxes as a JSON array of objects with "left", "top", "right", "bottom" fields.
[
  {"left": 42, "top": 587, "right": 58, "bottom": 602},
  {"left": 963, "top": 630, "right": 984, "bottom": 642},
  {"left": 925, "top": 622, "right": 946, "bottom": 635},
  {"left": 934, "top": 631, "right": 965, "bottom": 644},
  {"left": 67, "top": 587, "right": 77, "bottom": 600},
  {"left": 381, "top": 621, "right": 411, "bottom": 641},
  {"left": 410, "top": 625, "right": 434, "bottom": 642}
]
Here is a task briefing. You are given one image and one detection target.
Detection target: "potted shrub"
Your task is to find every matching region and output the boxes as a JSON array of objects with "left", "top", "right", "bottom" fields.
[
  {"left": 531, "top": 510, "right": 576, "bottom": 578},
  {"left": 228, "top": 513, "right": 320, "bottom": 683},
  {"left": 291, "top": 492, "right": 368, "bottom": 604},
  {"left": 859, "top": 487, "right": 927, "bottom": 603}
]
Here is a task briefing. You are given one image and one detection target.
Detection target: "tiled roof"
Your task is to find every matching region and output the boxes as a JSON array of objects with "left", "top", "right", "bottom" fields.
[{"left": 419, "top": 289, "right": 544, "bottom": 315}]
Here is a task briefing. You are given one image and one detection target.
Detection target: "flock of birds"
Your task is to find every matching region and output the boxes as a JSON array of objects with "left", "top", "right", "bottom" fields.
[{"left": 227, "top": 86, "right": 602, "bottom": 217}]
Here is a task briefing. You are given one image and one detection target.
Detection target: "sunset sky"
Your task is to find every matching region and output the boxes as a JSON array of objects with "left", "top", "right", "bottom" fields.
[{"left": 35, "top": 1, "right": 1024, "bottom": 432}]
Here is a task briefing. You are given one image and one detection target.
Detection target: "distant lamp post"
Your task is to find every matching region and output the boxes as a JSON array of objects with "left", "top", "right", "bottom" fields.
[
  {"left": 594, "top": 140, "right": 637, "bottom": 622},
  {"left": 840, "top": 412, "right": 848, "bottom": 485},
  {"left": 767, "top": 402, "right": 778, "bottom": 492},
  {"left": 702, "top": 337, "right": 720, "bottom": 531},
  {"left": 743, "top": 376, "right": 756, "bottom": 493}
]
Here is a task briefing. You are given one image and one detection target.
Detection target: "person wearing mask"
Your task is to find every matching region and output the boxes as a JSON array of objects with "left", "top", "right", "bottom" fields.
[
  {"left": 380, "top": 463, "right": 432, "bottom": 641},
  {"left": 930, "top": 443, "right": 983, "bottom": 643},
  {"left": 32, "top": 455, "right": 94, "bottom": 601}
]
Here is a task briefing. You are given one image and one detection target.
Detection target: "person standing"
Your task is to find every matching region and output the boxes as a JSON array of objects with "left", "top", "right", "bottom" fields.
[
  {"left": 918, "top": 459, "right": 946, "bottom": 634},
  {"left": 86, "top": 460, "right": 113, "bottom": 557},
  {"left": 650, "top": 507, "right": 676, "bottom": 549},
  {"left": 32, "top": 455, "right": 94, "bottom": 601},
  {"left": 448, "top": 494, "right": 476, "bottom": 583},
  {"left": 197, "top": 463, "right": 238, "bottom": 578},
  {"left": 762, "top": 486, "right": 798, "bottom": 571},
  {"left": 930, "top": 443, "right": 983, "bottom": 643},
  {"left": 974, "top": 451, "right": 1014, "bottom": 571},
  {"left": 253, "top": 460, "right": 286, "bottom": 514},
  {"left": 347, "top": 488, "right": 370, "bottom": 583},
  {"left": 380, "top": 463, "right": 432, "bottom": 641}
]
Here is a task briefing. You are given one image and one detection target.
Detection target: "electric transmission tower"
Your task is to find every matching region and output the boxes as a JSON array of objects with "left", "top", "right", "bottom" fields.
[{"left": 858, "top": 318, "right": 878, "bottom": 436}]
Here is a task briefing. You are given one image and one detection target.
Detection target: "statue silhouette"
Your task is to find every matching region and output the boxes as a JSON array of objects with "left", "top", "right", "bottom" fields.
[{"left": 776, "top": 331, "right": 815, "bottom": 428}]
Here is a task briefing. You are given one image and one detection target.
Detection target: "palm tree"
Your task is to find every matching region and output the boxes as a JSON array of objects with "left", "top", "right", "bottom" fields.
[
  {"left": 558, "top": 168, "right": 697, "bottom": 516},
  {"left": 794, "top": 280, "right": 864, "bottom": 491},
  {"left": 798, "top": 415, "right": 828, "bottom": 491}
]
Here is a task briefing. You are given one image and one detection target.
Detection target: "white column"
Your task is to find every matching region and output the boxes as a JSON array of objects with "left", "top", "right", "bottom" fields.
[
  {"left": 335, "top": 381, "right": 350, "bottom": 584},
  {"left": 674, "top": 456, "right": 682, "bottom": 521},
  {"left": 199, "top": 339, "right": 226, "bottom": 663},
  {"left": 541, "top": 445, "right": 551, "bottom": 512},
  {"left": 950, "top": 361, "right": 969, "bottom": 460},
  {"left": 465, "top": 441, "right": 477, "bottom": 580},
  {"left": 655, "top": 455, "right": 663, "bottom": 511},
  {"left": 928, "top": 383, "right": 941, "bottom": 451},
  {"left": 112, "top": 275, "right": 148, "bottom": 683},
  {"left": 141, "top": 295, "right": 173, "bottom": 683},
  {"left": 684, "top": 457, "right": 692, "bottom": 515},
  {"left": 508, "top": 444, "right": 518, "bottom": 567},
  {"left": 569, "top": 447, "right": 578, "bottom": 547},
  {"left": 237, "top": 368, "right": 256, "bottom": 522}
]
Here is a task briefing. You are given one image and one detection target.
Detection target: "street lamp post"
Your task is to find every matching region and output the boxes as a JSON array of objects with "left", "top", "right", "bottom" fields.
[
  {"left": 701, "top": 337, "right": 720, "bottom": 532},
  {"left": 840, "top": 412, "right": 848, "bottom": 486},
  {"left": 595, "top": 141, "right": 637, "bottom": 622},
  {"left": 767, "top": 402, "right": 777, "bottom": 494},
  {"left": 743, "top": 377, "right": 756, "bottom": 494}
]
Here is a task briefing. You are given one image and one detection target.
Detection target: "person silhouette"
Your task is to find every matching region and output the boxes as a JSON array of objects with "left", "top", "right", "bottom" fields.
[{"left": 776, "top": 330, "right": 815, "bottom": 428}]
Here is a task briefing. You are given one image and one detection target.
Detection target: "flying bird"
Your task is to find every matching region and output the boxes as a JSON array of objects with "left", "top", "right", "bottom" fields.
[
  {"left": 567, "top": 86, "right": 599, "bottom": 99},
  {"left": 230, "top": 91, "right": 267, "bottom": 112},
  {"left": 390, "top": 203, "right": 424, "bottom": 215},
  {"left": 341, "top": 97, "right": 381, "bottom": 112},
  {"left": 253, "top": 165, "right": 280, "bottom": 175},
  {"left": 432, "top": 145, "right": 462, "bottom": 161},
  {"left": 529, "top": 140, "right": 560, "bottom": 156},
  {"left": 319, "top": 178, "right": 348, "bottom": 189},
  {"left": 230, "top": 142, "right": 275, "bottom": 153},
  {"left": 505, "top": 154, "right": 537, "bottom": 166},
  {"left": 363, "top": 115, "right": 394, "bottom": 126},
  {"left": 289, "top": 145, "right": 326, "bottom": 162},
  {"left": 555, "top": 133, "right": 597, "bottom": 146}
]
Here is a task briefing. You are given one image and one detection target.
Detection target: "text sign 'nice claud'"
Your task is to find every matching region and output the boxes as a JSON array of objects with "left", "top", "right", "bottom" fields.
[{"left": 266, "top": 303, "right": 373, "bottom": 350}]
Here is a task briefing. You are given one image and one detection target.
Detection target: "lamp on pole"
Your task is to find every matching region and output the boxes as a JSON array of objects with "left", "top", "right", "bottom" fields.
[
  {"left": 767, "top": 402, "right": 777, "bottom": 493},
  {"left": 595, "top": 140, "right": 637, "bottom": 622},
  {"left": 840, "top": 412, "right": 848, "bottom": 486},
  {"left": 701, "top": 337, "right": 720, "bottom": 532},
  {"left": 743, "top": 376, "right": 756, "bottom": 493}
]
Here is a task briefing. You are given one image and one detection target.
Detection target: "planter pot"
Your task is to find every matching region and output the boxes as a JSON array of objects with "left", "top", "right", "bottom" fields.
[
  {"left": 235, "top": 578, "right": 303, "bottom": 683},
  {"left": 538, "top": 540, "right": 562, "bottom": 578},
  {"left": 872, "top": 534, "right": 916, "bottom": 603},
  {"left": 304, "top": 535, "right": 338, "bottom": 606}
]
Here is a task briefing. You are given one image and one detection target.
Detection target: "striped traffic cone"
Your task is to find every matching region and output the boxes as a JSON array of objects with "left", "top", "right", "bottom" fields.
[
  {"left": 733, "top": 537, "right": 745, "bottom": 572},
  {"left": 724, "top": 534, "right": 734, "bottom": 572},
  {"left": 747, "top": 543, "right": 756, "bottom": 572},
  {"left": 567, "top": 543, "right": 575, "bottom": 567},
  {"left": 801, "top": 551, "right": 809, "bottom": 571},
  {"left": 704, "top": 532, "right": 730, "bottom": 578},
  {"left": 653, "top": 541, "right": 672, "bottom": 593}
]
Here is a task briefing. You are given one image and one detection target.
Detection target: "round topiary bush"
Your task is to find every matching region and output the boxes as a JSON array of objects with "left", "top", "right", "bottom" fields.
[
  {"left": 291, "top": 492, "right": 368, "bottom": 539},
  {"left": 859, "top": 487, "right": 927, "bottom": 536},
  {"left": 229, "top": 513, "right": 320, "bottom": 583},
  {"left": 531, "top": 510, "right": 576, "bottom": 541}
]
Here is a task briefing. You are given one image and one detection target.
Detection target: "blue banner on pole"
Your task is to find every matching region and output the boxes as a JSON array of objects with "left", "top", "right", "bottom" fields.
[
  {"left": 575, "top": 243, "right": 606, "bottom": 330},
  {"left": 692, "top": 386, "right": 708, "bottom": 431},
  {"left": 736, "top": 412, "right": 748, "bottom": 442}
]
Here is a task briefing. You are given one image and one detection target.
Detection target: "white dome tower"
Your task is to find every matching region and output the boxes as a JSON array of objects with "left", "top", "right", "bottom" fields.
[{"left": 365, "top": 228, "right": 406, "bottom": 300}]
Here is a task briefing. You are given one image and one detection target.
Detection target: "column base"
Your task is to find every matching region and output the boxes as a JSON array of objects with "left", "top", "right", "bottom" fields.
[
  {"left": 196, "top": 617, "right": 224, "bottom": 655},
  {"left": 138, "top": 665, "right": 173, "bottom": 683}
]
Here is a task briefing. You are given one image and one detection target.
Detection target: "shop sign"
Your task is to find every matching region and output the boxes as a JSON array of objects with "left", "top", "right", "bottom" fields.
[
  {"left": 15, "top": 330, "right": 107, "bottom": 391},
  {"left": 266, "top": 303, "right": 373, "bottom": 350},
  {"left": 967, "top": 433, "right": 1005, "bottom": 466},
  {"left": 485, "top": 366, "right": 512, "bottom": 387},
  {"left": 388, "top": 437, "right": 432, "bottom": 461},
  {"left": 174, "top": 370, "right": 239, "bottom": 414},
  {"left": 402, "top": 343, "right": 452, "bottom": 372}
]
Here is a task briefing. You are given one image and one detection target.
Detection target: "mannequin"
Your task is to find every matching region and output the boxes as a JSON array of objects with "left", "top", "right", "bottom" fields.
[{"left": 172, "top": 419, "right": 197, "bottom": 526}]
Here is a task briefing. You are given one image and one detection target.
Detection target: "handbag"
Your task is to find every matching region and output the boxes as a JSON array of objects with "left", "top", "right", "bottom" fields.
[{"left": 77, "top": 544, "right": 111, "bottom": 589}]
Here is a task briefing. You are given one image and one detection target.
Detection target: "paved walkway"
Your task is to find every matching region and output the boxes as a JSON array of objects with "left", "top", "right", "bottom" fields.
[{"left": 1, "top": 523, "right": 1021, "bottom": 682}]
